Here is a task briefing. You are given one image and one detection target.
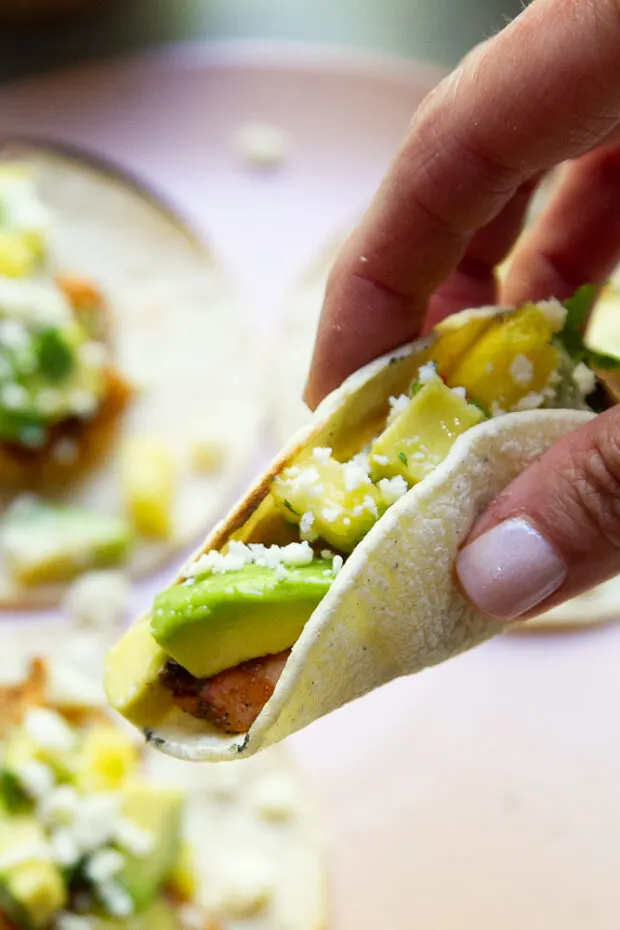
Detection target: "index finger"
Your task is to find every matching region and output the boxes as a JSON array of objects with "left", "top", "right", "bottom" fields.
[{"left": 304, "top": 0, "right": 620, "bottom": 407}]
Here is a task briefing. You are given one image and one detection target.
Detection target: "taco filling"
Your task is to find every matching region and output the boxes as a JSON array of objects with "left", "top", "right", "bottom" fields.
[
  {"left": 106, "top": 292, "right": 616, "bottom": 736},
  {"left": 0, "top": 165, "right": 131, "bottom": 482}
]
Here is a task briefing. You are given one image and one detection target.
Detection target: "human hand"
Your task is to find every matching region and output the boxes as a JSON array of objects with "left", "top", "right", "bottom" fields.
[{"left": 305, "top": 0, "right": 620, "bottom": 621}]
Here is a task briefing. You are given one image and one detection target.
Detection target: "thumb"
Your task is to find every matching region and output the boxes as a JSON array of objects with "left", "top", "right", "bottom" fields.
[{"left": 456, "top": 406, "right": 620, "bottom": 621}]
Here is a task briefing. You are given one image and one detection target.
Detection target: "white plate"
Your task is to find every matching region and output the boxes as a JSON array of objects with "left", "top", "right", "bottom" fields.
[{"left": 1, "top": 41, "right": 620, "bottom": 930}]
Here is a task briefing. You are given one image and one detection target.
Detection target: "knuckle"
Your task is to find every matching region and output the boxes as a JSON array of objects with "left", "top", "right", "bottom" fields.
[{"left": 564, "top": 429, "right": 620, "bottom": 550}]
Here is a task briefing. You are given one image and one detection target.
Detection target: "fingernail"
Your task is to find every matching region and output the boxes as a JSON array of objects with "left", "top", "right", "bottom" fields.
[{"left": 456, "top": 517, "right": 566, "bottom": 621}]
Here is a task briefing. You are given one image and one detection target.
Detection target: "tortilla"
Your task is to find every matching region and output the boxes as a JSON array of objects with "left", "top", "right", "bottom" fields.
[
  {"left": 107, "top": 301, "right": 596, "bottom": 762},
  {"left": 0, "top": 621, "right": 328, "bottom": 930},
  {"left": 0, "top": 140, "right": 262, "bottom": 608},
  {"left": 270, "top": 236, "right": 620, "bottom": 631}
]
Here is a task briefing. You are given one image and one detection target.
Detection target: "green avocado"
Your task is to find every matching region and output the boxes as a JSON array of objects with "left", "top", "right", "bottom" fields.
[
  {"left": 0, "top": 816, "right": 66, "bottom": 928},
  {"left": 2, "top": 500, "right": 131, "bottom": 587},
  {"left": 151, "top": 561, "right": 334, "bottom": 680},
  {"left": 117, "top": 781, "right": 183, "bottom": 913}
]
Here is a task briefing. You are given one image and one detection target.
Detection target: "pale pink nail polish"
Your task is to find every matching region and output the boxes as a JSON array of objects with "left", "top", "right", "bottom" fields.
[{"left": 456, "top": 517, "right": 566, "bottom": 621}]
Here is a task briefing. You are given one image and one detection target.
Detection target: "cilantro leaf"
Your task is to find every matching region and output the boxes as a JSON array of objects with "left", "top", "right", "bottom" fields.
[
  {"left": 0, "top": 770, "right": 31, "bottom": 814},
  {"left": 470, "top": 398, "right": 491, "bottom": 419},
  {"left": 560, "top": 285, "right": 620, "bottom": 372},
  {"left": 283, "top": 499, "right": 300, "bottom": 516},
  {"left": 399, "top": 452, "right": 408, "bottom": 466},
  {"left": 35, "top": 328, "right": 75, "bottom": 382}
]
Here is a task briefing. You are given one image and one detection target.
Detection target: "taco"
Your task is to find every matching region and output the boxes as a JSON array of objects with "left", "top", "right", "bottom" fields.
[
  {"left": 104, "top": 291, "right": 617, "bottom": 761},
  {"left": 0, "top": 625, "right": 327, "bottom": 929},
  {"left": 0, "top": 140, "right": 261, "bottom": 608}
]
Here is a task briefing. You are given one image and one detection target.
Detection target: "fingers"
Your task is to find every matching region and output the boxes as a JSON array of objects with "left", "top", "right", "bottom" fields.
[
  {"left": 305, "top": 0, "right": 620, "bottom": 407},
  {"left": 456, "top": 407, "right": 620, "bottom": 621},
  {"left": 503, "top": 144, "right": 620, "bottom": 305}
]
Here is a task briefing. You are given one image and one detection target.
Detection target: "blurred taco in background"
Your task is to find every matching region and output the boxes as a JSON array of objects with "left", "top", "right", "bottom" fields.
[
  {"left": 106, "top": 291, "right": 615, "bottom": 761},
  {"left": 0, "top": 626, "right": 326, "bottom": 929},
  {"left": 0, "top": 141, "right": 262, "bottom": 608}
]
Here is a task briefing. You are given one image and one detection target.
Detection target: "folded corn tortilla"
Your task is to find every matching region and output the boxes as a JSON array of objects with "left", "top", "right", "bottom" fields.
[{"left": 106, "top": 301, "right": 597, "bottom": 761}]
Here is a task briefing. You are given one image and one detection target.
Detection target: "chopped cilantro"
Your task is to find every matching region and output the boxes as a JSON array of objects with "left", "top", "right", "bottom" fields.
[
  {"left": 35, "top": 327, "right": 75, "bottom": 382},
  {"left": 0, "top": 770, "right": 31, "bottom": 813},
  {"left": 283, "top": 499, "right": 300, "bottom": 516},
  {"left": 399, "top": 452, "right": 408, "bottom": 466},
  {"left": 470, "top": 397, "right": 491, "bottom": 419},
  {"left": 410, "top": 380, "right": 423, "bottom": 397},
  {"left": 560, "top": 285, "right": 620, "bottom": 371}
]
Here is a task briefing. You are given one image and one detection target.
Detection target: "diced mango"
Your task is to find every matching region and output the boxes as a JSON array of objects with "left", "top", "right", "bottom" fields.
[
  {"left": 120, "top": 437, "right": 175, "bottom": 539},
  {"left": 448, "top": 304, "right": 560, "bottom": 411},
  {"left": 371, "top": 379, "right": 485, "bottom": 485},
  {"left": 0, "top": 231, "right": 39, "bottom": 278},
  {"left": 75, "top": 724, "right": 139, "bottom": 793},
  {"left": 424, "top": 311, "right": 496, "bottom": 377},
  {"left": 271, "top": 454, "right": 386, "bottom": 552}
]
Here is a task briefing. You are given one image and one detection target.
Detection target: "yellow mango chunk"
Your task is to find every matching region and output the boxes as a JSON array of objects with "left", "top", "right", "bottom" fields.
[
  {"left": 272, "top": 452, "right": 386, "bottom": 553},
  {"left": 426, "top": 310, "right": 496, "bottom": 377},
  {"left": 371, "top": 378, "right": 485, "bottom": 485},
  {"left": 0, "top": 231, "right": 40, "bottom": 278},
  {"left": 121, "top": 436, "right": 175, "bottom": 539},
  {"left": 104, "top": 617, "right": 171, "bottom": 729},
  {"left": 165, "top": 842, "right": 196, "bottom": 901},
  {"left": 75, "top": 724, "right": 140, "bottom": 793},
  {"left": 448, "top": 304, "right": 560, "bottom": 411}
]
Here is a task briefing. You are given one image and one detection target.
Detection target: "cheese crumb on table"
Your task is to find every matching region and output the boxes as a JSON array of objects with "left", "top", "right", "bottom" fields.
[{"left": 232, "top": 121, "right": 292, "bottom": 170}]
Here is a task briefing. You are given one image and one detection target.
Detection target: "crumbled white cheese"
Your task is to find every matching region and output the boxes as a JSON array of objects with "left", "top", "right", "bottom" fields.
[
  {"left": 232, "top": 121, "right": 291, "bottom": 170},
  {"left": 573, "top": 362, "right": 596, "bottom": 396},
  {"left": 274, "top": 564, "right": 288, "bottom": 581},
  {"left": 509, "top": 354, "right": 534, "bottom": 386},
  {"left": 188, "top": 537, "right": 317, "bottom": 577},
  {"left": 321, "top": 506, "right": 342, "bottom": 524},
  {"left": 97, "top": 880, "right": 134, "bottom": 918},
  {"left": 0, "top": 318, "right": 29, "bottom": 349},
  {"left": 417, "top": 361, "right": 439, "bottom": 383},
  {"left": 378, "top": 476, "right": 409, "bottom": 504},
  {"left": 363, "top": 494, "right": 379, "bottom": 517},
  {"left": 332, "top": 555, "right": 344, "bottom": 574},
  {"left": 320, "top": 549, "right": 334, "bottom": 560},
  {"left": 15, "top": 761, "right": 55, "bottom": 800},
  {"left": 1, "top": 382, "right": 28, "bottom": 410},
  {"left": 451, "top": 386, "right": 467, "bottom": 398},
  {"left": 113, "top": 817, "right": 154, "bottom": 857},
  {"left": 24, "top": 708, "right": 77, "bottom": 753},
  {"left": 252, "top": 774, "right": 298, "bottom": 821},
  {"left": 68, "top": 389, "right": 98, "bottom": 418},
  {"left": 490, "top": 401, "right": 507, "bottom": 417},
  {"left": 343, "top": 460, "right": 371, "bottom": 492},
  {"left": 513, "top": 392, "right": 545, "bottom": 411},
  {"left": 85, "top": 848, "right": 125, "bottom": 884},
  {"left": 312, "top": 446, "right": 332, "bottom": 462},
  {"left": 39, "top": 786, "right": 80, "bottom": 827},
  {"left": 50, "top": 828, "right": 81, "bottom": 868},
  {"left": 372, "top": 454, "right": 389, "bottom": 466},
  {"left": 79, "top": 341, "right": 108, "bottom": 369},
  {"left": 538, "top": 298, "right": 567, "bottom": 330},
  {"left": 387, "top": 394, "right": 410, "bottom": 425},
  {"left": 56, "top": 914, "right": 95, "bottom": 930},
  {"left": 71, "top": 793, "right": 120, "bottom": 853},
  {"left": 0, "top": 278, "right": 72, "bottom": 328},
  {"left": 62, "top": 570, "right": 130, "bottom": 631},
  {"left": 299, "top": 511, "right": 315, "bottom": 535}
]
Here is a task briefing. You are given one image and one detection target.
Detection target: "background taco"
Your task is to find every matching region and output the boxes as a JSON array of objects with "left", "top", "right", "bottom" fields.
[
  {"left": 106, "top": 298, "right": 602, "bottom": 761},
  {"left": 0, "top": 140, "right": 262, "bottom": 608}
]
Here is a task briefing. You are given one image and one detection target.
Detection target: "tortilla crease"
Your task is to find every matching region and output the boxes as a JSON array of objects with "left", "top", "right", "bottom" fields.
[
  {"left": 0, "top": 623, "right": 328, "bottom": 930},
  {"left": 124, "top": 314, "right": 594, "bottom": 762},
  {"left": 0, "top": 140, "right": 262, "bottom": 609}
]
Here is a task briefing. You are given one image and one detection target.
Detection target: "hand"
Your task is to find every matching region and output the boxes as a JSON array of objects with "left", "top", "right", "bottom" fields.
[{"left": 305, "top": 0, "right": 620, "bottom": 621}]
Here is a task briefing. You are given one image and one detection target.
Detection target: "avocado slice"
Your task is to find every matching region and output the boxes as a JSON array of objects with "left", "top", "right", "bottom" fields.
[
  {"left": 0, "top": 817, "right": 66, "bottom": 928},
  {"left": 1, "top": 500, "right": 131, "bottom": 586},
  {"left": 117, "top": 780, "right": 183, "bottom": 913},
  {"left": 370, "top": 378, "right": 485, "bottom": 485},
  {"left": 151, "top": 561, "right": 334, "bottom": 681},
  {"left": 104, "top": 619, "right": 171, "bottom": 729}
]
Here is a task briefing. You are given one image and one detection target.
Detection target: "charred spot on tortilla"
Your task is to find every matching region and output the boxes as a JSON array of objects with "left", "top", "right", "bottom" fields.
[{"left": 105, "top": 295, "right": 617, "bottom": 751}]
